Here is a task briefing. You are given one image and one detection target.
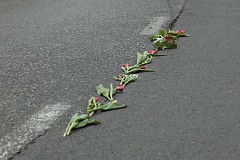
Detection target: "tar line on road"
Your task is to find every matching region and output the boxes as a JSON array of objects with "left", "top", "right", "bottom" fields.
[{"left": 0, "top": 103, "right": 71, "bottom": 160}]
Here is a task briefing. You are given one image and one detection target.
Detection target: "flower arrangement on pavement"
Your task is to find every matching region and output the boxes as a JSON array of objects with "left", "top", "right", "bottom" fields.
[{"left": 63, "top": 29, "right": 190, "bottom": 137}]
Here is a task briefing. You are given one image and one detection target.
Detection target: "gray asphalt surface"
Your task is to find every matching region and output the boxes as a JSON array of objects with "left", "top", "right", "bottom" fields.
[
  {"left": 0, "top": 0, "right": 186, "bottom": 159},
  {"left": 2, "top": 0, "right": 240, "bottom": 159},
  {"left": 0, "top": 0, "right": 182, "bottom": 137}
]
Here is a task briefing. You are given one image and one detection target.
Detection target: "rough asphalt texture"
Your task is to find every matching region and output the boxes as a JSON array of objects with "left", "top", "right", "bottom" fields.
[
  {"left": 1, "top": 0, "right": 240, "bottom": 159},
  {"left": 0, "top": 0, "right": 185, "bottom": 159},
  {"left": 0, "top": 0, "right": 181, "bottom": 138}
]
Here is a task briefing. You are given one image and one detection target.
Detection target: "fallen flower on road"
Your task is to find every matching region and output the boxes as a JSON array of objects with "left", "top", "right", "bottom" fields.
[
  {"left": 63, "top": 113, "right": 100, "bottom": 137},
  {"left": 96, "top": 84, "right": 117, "bottom": 101},
  {"left": 114, "top": 74, "right": 138, "bottom": 87},
  {"left": 64, "top": 29, "right": 189, "bottom": 137}
]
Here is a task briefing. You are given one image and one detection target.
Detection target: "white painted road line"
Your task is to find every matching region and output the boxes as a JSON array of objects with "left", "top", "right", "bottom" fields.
[
  {"left": 0, "top": 103, "right": 71, "bottom": 160},
  {"left": 140, "top": 16, "right": 170, "bottom": 35}
]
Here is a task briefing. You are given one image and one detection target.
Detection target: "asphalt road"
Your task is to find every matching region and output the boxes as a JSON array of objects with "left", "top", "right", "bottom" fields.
[
  {"left": 2, "top": 0, "right": 240, "bottom": 160},
  {"left": 0, "top": 0, "right": 186, "bottom": 159}
]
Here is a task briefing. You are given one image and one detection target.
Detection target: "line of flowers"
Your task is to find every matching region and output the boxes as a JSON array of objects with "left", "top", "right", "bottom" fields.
[{"left": 63, "top": 29, "right": 190, "bottom": 137}]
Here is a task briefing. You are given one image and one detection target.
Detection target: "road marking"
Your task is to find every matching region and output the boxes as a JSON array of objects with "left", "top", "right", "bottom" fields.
[
  {"left": 140, "top": 16, "right": 170, "bottom": 35},
  {"left": 0, "top": 103, "right": 71, "bottom": 160}
]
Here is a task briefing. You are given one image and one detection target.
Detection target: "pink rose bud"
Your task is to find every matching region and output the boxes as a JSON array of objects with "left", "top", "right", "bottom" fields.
[
  {"left": 95, "top": 97, "right": 100, "bottom": 102},
  {"left": 147, "top": 50, "right": 158, "bottom": 55},
  {"left": 117, "top": 84, "right": 124, "bottom": 92},
  {"left": 122, "top": 64, "right": 131, "bottom": 68},
  {"left": 140, "top": 65, "right": 146, "bottom": 69}
]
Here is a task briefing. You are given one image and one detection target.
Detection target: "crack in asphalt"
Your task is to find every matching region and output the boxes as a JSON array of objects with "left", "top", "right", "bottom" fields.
[
  {"left": 0, "top": 0, "right": 187, "bottom": 159},
  {"left": 166, "top": 0, "right": 187, "bottom": 29}
]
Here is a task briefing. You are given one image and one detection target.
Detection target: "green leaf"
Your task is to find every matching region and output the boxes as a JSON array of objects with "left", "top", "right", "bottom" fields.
[
  {"left": 114, "top": 74, "right": 138, "bottom": 86},
  {"left": 149, "top": 34, "right": 165, "bottom": 43},
  {"left": 96, "top": 84, "right": 109, "bottom": 98},
  {"left": 136, "top": 52, "right": 153, "bottom": 65},
  {"left": 96, "top": 84, "right": 115, "bottom": 101},
  {"left": 87, "top": 119, "right": 101, "bottom": 125},
  {"left": 96, "top": 84, "right": 111, "bottom": 101},
  {"left": 100, "top": 101, "right": 127, "bottom": 111},
  {"left": 150, "top": 29, "right": 189, "bottom": 50},
  {"left": 74, "top": 119, "right": 89, "bottom": 128},
  {"left": 123, "top": 74, "right": 138, "bottom": 86},
  {"left": 122, "top": 64, "right": 155, "bottom": 74},
  {"left": 63, "top": 113, "right": 100, "bottom": 137},
  {"left": 164, "top": 39, "right": 177, "bottom": 49},
  {"left": 153, "top": 41, "right": 166, "bottom": 50},
  {"left": 74, "top": 119, "right": 101, "bottom": 128},
  {"left": 121, "top": 65, "right": 138, "bottom": 73},
  {"left": 158, "top": 29, "right": 166, "bottom": 36},
  {"left": 149, "top": 35, "right": 161, "bottom": 41},
  {"left": 86, "top": 97, "right": 101, "bottom": 115},
  {"left": 166, "top": 30, "right": 190, "bottom": 37},
  {"left": 152, "top": 37, "right": 177, "bottom": 50},
  {"left": 63, "top": 113, "right": 90, "bottom": 137},
  {"left": 63, "top": 113, "right": 78, "bottom": 137},
  {"left": 126, "top": 68, "right": 155, "bottom": 74},
  {"left": 137, "top": 52, "right": 147, "bottom": 64}
]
